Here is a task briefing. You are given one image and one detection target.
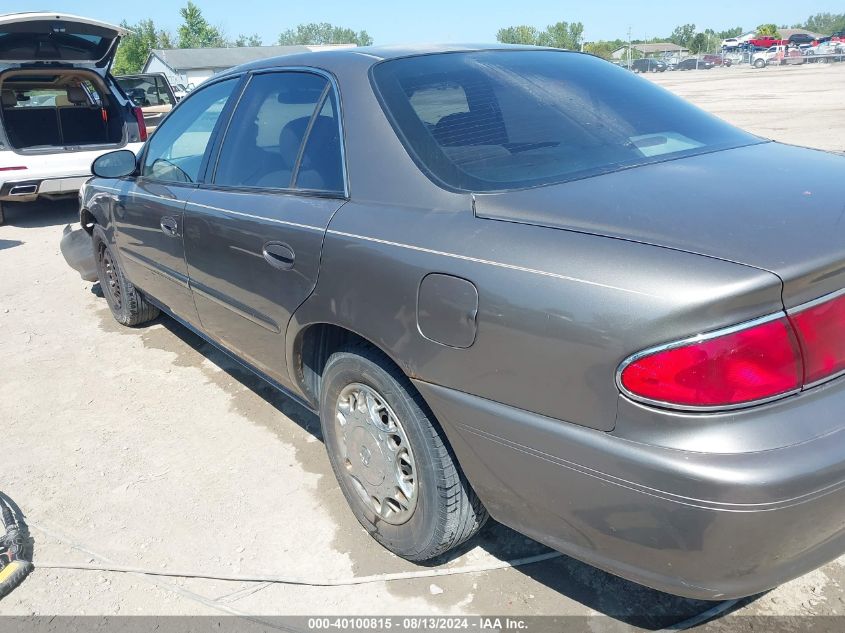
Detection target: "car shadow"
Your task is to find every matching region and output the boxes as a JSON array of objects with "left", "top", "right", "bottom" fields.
[
  {"left": 0, "top": 239, "right": 23, "bottom": 251},
  {"left": 123, "top": 310, "right": 759, "bottom": 628},
  {"left": 2, "top": 198, "right": 78, "bottom": 228}
]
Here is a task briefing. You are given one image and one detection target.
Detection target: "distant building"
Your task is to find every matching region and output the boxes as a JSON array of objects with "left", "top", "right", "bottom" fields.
[
  {"left": 143, "top": 44, "right": 356, "bottom": 89},
  {"left": 611, "top": 43, "right": 689, "bottom": 60}
]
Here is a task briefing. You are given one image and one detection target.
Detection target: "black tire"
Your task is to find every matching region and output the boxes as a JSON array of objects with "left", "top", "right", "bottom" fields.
[
  {"left": 319, "top": 343, "right": 487, "bottom": 561},
  {"left": 93, "top": 229, "right": 159, "bottom": 326}
]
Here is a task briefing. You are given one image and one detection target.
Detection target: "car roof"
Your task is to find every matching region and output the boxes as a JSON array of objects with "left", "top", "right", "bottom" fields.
[{"left": 217, "top": 43, "right": 561, "bottom": 77}]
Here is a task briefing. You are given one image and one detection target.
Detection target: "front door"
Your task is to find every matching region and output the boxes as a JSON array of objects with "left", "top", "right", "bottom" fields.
[
  {"left": 183, "top": 70, "right": 346, "bottom": 387},
  {"left": 114, "top": 76, "right": 239, "bottom": 324}
]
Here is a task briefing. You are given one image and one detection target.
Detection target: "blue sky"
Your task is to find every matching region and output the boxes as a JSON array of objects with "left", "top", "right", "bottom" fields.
[{"left": 12, "top": 1, "right": 841, "bottom": 44}]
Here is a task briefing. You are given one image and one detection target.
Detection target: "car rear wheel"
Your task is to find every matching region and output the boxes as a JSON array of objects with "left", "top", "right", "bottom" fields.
[
  {"left": 319, "top": 343, "right": 487, "bottom": 561},
  {"left": 754, "top": 58, "right": 766, "bottom": 68},
  {"left": 93, "top": 229, "right": 159, "bottom": 327}
]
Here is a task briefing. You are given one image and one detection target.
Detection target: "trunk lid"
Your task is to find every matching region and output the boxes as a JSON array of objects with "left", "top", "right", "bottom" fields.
[
  {"left": 0, "top": 12, "right": 126, "bottom": 70},
  {"left": 474, "top": 142, "right": 845, "bottom": 308}
]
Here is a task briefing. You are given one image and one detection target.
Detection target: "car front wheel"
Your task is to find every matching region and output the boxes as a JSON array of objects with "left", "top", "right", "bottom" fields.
[{"left": 319, "top": 343, "right": 487, "bottom": 561}]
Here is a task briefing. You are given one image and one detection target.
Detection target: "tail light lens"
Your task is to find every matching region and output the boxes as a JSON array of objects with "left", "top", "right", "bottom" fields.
[
  {"left": 620, "top": 291, "right": 845, "bottom": 410},
  {"left": 133, "top": 106, "right": 147, "bottom": 141},
  {"left": 619, "top": 317, "right": 803, "bottom": 409},
  {"left": 789, "top": 293, "right": 845, "bottom": 384}
]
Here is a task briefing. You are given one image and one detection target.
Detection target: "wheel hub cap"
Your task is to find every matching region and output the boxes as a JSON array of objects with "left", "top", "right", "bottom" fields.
[{"left": 335, "top": 383, "right": 417, "bottom": 524}]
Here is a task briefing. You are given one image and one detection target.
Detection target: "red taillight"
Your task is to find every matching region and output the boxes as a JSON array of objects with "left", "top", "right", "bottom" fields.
[
  {"left": 789, "top": 293, "right": 845, "bottom": 384},
  {"left": 0, "top": 166, "right": 27, "bottom": 172},
  {"left": 619, "top": 317, "right": 803, "bottom": 408},
  {"left": 133, "top": 106, "right": 147, "bottom": 141}
]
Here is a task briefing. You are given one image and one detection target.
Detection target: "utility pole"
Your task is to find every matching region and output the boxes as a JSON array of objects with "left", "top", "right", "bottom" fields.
[{"left": 627, "top": 26, "right": 632, "bottom": 67}]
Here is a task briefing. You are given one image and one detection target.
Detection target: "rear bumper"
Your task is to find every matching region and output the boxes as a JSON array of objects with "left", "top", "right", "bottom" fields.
[
  {"left": 415, "top": 380, "right": 845, "bottom": 600},
  {"left": 0, "top": 175, "right": 88, "bottom": 202}
]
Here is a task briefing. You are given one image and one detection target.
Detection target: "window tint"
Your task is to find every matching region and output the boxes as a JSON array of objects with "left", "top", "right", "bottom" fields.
[
  {"left": 214, "top": 72, "right": 343, "bottom": 193},
  {"left": 372, "top": 51, "right": 760, "bottom": 192},
  {"left": 294, "top": 94, "right": 344, "bottom": 193},
  {"left": 142, "top": 78, "right": 236, "bottom": 183}
]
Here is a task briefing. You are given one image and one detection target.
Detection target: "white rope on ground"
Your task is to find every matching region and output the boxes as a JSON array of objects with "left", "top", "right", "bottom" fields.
[
  {"left": 29, "top": 520, "right": 739, "bottom": 631},
  {"left": 31, "top": 551, "right": 564, "bottom": 586}
]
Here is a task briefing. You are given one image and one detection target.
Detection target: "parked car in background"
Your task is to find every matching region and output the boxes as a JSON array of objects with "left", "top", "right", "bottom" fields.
[
  {"left": 753, "top": 45, "right": 806, "bottom": 68},
  {"left": 702, "top": 54, "right": 732, "bottom": 67},
  {"left": 804, "top": 41, "right": 845, "bottom": 62},
  {"left": 115, "top": 72, "right": 177, "bottom": 132},
  {"left": 61, "top": 45, "right": 845, "bottom": 602},
  {"left": 721, "top": 37, "right": 740, "bottom": 48},
  {"left": 788, "top": 33, "right": 815, "bottom": 47},
  {"left": 631, "top": 58, "right": 667, "bottom": 73},
  {"left": 172, "top": 83, "right": 188, "bottom": 100},
  {"left": 677, "top": 57, "right": 714, "bottom": 70},
  {"left": 0, "top": 12, "right": 146, "bottom": 224},
  {"left": 749, "top": 35, "right": 788, "bottom": 48}
]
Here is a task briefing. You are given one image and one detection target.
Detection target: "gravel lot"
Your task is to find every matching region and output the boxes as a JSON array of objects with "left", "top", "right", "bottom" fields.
[{"left": 1, "top": 62, "right": 845, "bottom": 627}]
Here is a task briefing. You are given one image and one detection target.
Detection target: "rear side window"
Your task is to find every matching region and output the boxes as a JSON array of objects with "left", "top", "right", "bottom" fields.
[
  {"left": 372, "top": 50, "right": 759, "bottom": 192},
  {"left": 213, "top": 71, "right": 344, "bottom": 194},
  {"left": 141, "top": 78, "right": 236, "bottom": 183}
]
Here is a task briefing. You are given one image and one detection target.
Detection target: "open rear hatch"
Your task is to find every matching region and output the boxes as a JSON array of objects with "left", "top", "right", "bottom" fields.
[
  {"left": 0, "top": 12, "right": 126, "bottom": 70},
  {"left": 474, "top": 142, "right": 845, "bottom": 309}
]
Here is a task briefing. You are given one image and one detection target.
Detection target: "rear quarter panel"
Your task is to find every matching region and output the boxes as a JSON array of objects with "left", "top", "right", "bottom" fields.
[{"left": 291, "top": 201, "right": 784, "bottom": 432}]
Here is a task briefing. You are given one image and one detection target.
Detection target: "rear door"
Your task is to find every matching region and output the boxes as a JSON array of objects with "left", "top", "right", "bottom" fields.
[
  {"left": 183, "top": 69, "right": 346, "bottom": 387},
  {"left": 114, "top": 76, "right": 239, "bottom": 324}
]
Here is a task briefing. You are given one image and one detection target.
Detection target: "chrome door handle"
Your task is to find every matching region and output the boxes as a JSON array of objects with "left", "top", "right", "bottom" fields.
[
  {"left": 262, "top": 242, "right": 295, "bottom": 270},
  {"left": 160, "top": 216, "right": 179, "bottom": 237}
]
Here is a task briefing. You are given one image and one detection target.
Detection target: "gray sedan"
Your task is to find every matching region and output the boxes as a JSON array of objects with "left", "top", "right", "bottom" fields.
[{"left": 65, "top": 45, "right": 845, "bottom": 600}]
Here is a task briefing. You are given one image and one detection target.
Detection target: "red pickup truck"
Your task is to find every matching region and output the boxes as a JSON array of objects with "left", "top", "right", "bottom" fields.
[{"left": 749, "top": 35, "right": 788, "bottom": 48}]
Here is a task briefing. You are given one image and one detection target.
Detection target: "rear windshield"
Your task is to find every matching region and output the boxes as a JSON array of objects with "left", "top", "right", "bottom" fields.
[
  {"left": 371, "top": 50, "right": 759, "bottom": 192},
  {"left": 0, "top": 20, "right": 114, "bottom": 63}
]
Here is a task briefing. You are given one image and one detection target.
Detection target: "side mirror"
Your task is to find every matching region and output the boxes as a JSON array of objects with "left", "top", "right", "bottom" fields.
[{"left": 92, "top": 150, "right": 137, "bottom": 179}]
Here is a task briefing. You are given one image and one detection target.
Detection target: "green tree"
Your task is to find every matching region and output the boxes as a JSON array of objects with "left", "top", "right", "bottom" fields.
[
  {"left": 496, "top": 25, "right": 540, "bottom": 45},
  {"left": 717, "top": 26, "right": 744, "bottom": 39},
  {"left": 756, "top": 24, "right": 781, "bottom": 38},
  {"left": 582, "top": 41, "right": 617, "bottom": 60},
  {"left": 796, "top": 13, "right": 845, "bottom": 34},
  {"left": 689, "top": 32, "right": 708, "bottom": 53},
  {"left": 112, "top": 19, "right": 172, "bottom": 75},
  {"left": 537, "top": 21, "right": 584, "bottom": 49},
  {"left": 669, "top": 24, "right": 697, "bottom": 48},
  {"left": 496, "top": 22, "right": 584, "bottom": 49},
  {"left": 234, "top": 33, "right": 263, "bottom": 47},
  {"left": 277, "top": 23, "right": 373, "bottom": 46},
  {"left": 178, "top": 1, "right": 227, "bottom": 48}
]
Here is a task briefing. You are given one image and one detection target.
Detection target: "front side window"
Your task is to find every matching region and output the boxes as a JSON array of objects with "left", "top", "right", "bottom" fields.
[
  {"left": 141, "top": 78, "right": 236, "bottom": 183},
  {"left": 372, "top": 50, "right": 760, "bottom": 192},
  {"left": 213, "top": 71, "right": 343, "bottom": 194}
]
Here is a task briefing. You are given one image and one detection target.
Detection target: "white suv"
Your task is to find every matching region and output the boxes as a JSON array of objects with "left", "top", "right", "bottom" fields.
[{"left": 0, "top": 12, "right": 146, "bottom": 224}]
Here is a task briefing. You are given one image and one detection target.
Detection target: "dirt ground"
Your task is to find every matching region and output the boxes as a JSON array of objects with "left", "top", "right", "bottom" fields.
[{"left": 1, "top": 62, "right": 845, "bottom": 628}]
